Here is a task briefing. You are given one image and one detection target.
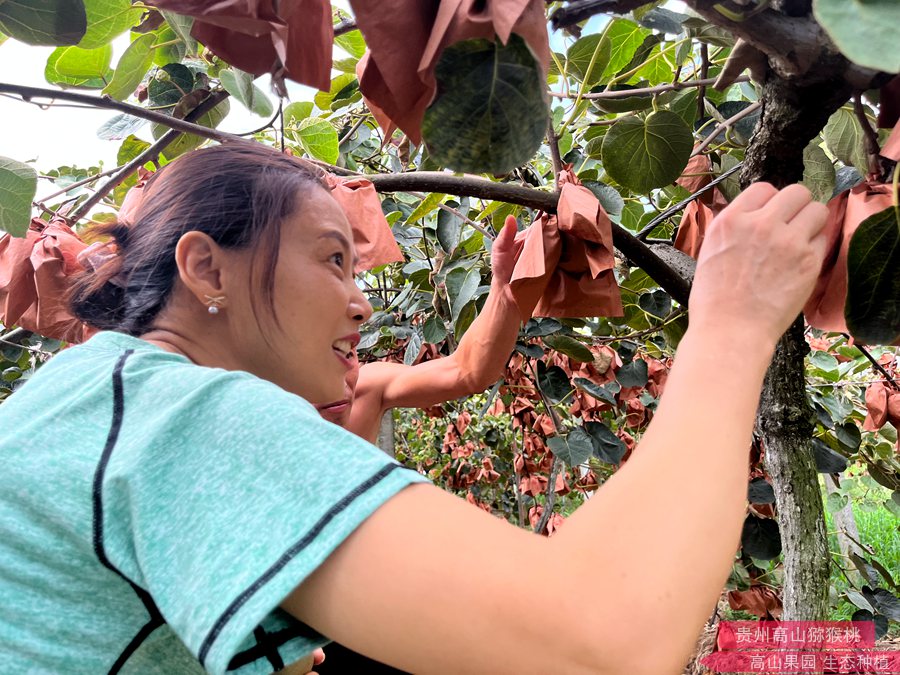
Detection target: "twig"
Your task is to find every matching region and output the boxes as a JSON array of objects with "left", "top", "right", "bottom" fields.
[
  {"left": 697, "top": 44, "right": 709, "bottom": 121},
  {"left": 547, "top": 119, "right": 563, "bottom": 184},
  {"left": 408, "top": 191, "right": 496, "bottom": 242},
  {"left": 37, "top": 165, "right": 123, "bottom": 202},
  {"left": 853, "top": 93, "right": 882, "bottom": 176},
  {"left": 846, "top": 337, "right": 900, "bottom": 391},
  {"left": 70, "top": 91, "right": 231, "bottom": 222},
  {"left": 549, "top": 76, "right": 750, "bottom": 100},
  {"left": 0, "top": 83, "right": 239, "bottom": 144},
  {"left": 339, "top": 115, "right": 368, "bottom": 146},
  {"left": 235, "top": 105, "right": 282, "bottom": 137},
  {"left": 526, "top": 359, "right": 567, "bottom": 534},
  {"left": 334, "top": 18, "right": 357, "bottom": 37},
  {"left": 690, "top": 101, "right": 762, "bottom": 158},
  {"left": 549, "top": 0, "right": 652, "bottom": 30},
  {"left": 636, "top": 162, "right": 743, "bottom": 241}
]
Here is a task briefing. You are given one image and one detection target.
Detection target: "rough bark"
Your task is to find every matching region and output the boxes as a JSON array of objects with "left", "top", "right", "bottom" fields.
[
  {"left": 741, "top": 73, "right": 852, "bottom": 622},
  {"left": 377, "top": 410, "right": 396, "bottom": 456}
]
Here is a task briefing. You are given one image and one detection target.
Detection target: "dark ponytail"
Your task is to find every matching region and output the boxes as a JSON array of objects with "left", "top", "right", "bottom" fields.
[{"left": 69, "top": 142, "right": 327, "bottom": 335}]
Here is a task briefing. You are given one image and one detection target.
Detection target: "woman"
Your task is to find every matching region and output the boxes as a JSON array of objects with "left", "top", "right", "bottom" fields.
[{"left": 0, "top": 141, "right": 828, "bottom": 674}]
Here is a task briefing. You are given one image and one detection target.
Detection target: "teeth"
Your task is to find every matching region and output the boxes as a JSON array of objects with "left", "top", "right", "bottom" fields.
[{"left": 333, "top": 339, "right": 352, "bottom": 353}]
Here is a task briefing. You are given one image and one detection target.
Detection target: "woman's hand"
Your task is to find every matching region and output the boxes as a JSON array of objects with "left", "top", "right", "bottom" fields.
[
  {"left": 689, "top": 182, "right": 829, "bottom": 344},
  {"left": 280, "top": 647, "right": 325, "bottom": 675}
]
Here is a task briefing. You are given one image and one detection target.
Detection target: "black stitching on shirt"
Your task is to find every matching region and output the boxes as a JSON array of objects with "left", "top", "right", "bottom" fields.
[{"left": 198, "top": 463, "right": 407, "bottom": 666}]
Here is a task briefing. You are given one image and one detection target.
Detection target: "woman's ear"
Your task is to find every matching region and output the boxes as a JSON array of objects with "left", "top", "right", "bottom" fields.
[{"left": 174, "top": 231, "right": 227, "bottom": 308}]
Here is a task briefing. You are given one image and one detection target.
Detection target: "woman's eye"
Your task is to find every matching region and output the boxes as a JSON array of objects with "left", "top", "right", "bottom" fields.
[{"left": 330, "top": 252, "right": 345, "bottom": 269}]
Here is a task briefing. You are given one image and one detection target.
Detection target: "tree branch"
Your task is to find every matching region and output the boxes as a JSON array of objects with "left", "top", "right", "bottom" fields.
[
  {"left": 549, "top": 76, "right": 750, "bottom": 100},
  {"left": 0, "top": 83, "right": 239, "bottom": 144},
  {"left": 70, "top": 91, "right": 231, "bottom": 222},
  {"left": 847, "top": 337, "right": 900, "bottom": 392},
  {"left": 550, "top": 0, "right": 656, "bottom": 30}
]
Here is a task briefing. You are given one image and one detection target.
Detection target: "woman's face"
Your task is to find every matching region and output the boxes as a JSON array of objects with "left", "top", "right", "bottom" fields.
[{"left": 228, "top": 187, "right": 372, "bottom": 404}]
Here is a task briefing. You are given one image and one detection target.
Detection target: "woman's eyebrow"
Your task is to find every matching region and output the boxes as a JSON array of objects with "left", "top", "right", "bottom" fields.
[{"left": 318, "top": 230, "right": 360, "bottom": 268}]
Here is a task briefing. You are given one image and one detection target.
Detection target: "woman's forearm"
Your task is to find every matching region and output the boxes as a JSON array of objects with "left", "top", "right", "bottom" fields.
[{"left": 551, "top": 324, "right": 774, "bottom": 674}]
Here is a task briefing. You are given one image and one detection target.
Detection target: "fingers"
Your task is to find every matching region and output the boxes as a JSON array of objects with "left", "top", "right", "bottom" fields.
[
  {"left": 313, "top": 648, "right": 326, "bottom": 666},
  {"left": 730, "top": 181, "right": 778, "bottom": 211},
  {"left": 789, "top": 199, "right": 829, "bottom": 241},
  {"left": 759, "top": 183, "right": 814, "bottom": 222}
]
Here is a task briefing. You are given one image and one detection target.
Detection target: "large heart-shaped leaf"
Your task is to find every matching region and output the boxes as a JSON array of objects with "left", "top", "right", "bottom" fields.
[
  {"left": 422, "top": 34, "right": 549, "bottom": 174},
  {"left": 97, "top": 113, "right": 146, "bottom": 140},
  {"left": 748, "top": 478, "right": 775, "bottom": 504},
  {"left": 567, "top": 32, "right": 612, "bottom": 87},
  {"left": 584, "top": 421, "right": 626, "bottom": 464},
  {"left": 294, "top": 118, "right": 339, "bottom": 164},
  {"left": 148, "top": 63, "right": 194, "bottom": 108},
  {"left": 0, "top": 0, "right": 86, "bottom": 46},
  {"left": 601, "top": 110, "right": 693, "bottom": 193},
  {"left": 813, "top": 0, "right": 900, "bottom": 72},
  {"left": 537, "top": 361, "right": 574, "bottom": 404},
  {"left": 45, "top": 45, "right": 111, "bottom": 88},
  {"left": 548, "top": 427, "right": 593, "bottom": 466},
  {"left": 741, "top": 514, "right": 781, "bottom": 560},
  {"left": 219, "top": 68, "right": 274, "bottom": 118},
  {"left": 823, "top": 107, "right": 869, "bottom": 175},
  {"left": 845, "top": 206, "right": 900, "bottom": 345},
  {"left": 79, "top": 0, "right": 143, "bottom": 49},
  {"left": 801, "top": 142, "right": 836, "bottom": 203},
  {"left": 542, "top": 334, "right": 594, "bottom": 362},
  {"left": 0, "top": 157, "right": 37, "bottom": 237},
  {"left": 102, "top": 33, "right": 155, "bottom": 101},
  {"left": 811, "top": 438, "right": 848, "bottom": 474}
]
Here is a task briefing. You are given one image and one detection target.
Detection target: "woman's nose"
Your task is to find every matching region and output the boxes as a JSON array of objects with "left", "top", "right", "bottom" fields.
[{"left": 349, "top": 283, "right": 373, "bottom": 323}]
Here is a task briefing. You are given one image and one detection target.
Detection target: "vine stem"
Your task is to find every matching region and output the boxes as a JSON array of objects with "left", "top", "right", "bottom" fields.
[
  {"left": 0, "top": 83, "right": 239, "bottom": 144},
  {"left": 548, "top": 76, "right": 749, "bottom": 100},
  {"left": 847, "top": 337, "right": 900, "bottom": 391},
  {"left": 690, "top": 101, "right": 762, "bottom": 159},
  {"left": 527, "top": 358, "right": 567, "bottom": 535}
]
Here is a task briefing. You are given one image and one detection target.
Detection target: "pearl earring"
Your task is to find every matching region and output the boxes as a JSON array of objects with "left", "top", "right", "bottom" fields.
[{"left": 204, "top": 295, "right": 225, "bottom": 315}]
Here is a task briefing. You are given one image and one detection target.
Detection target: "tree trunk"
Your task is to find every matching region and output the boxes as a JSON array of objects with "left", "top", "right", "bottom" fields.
[
  {"left": 377, "top": 410, "right": 396, "bottom": 456},
  {"left": 741, "top": 73, "right": 853, "bottom": 621}
]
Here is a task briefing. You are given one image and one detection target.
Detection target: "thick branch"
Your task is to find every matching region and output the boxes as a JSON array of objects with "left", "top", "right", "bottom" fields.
[
  {"left": 0, "top": 83, "right": 239, "bottom": 144},
  {"left": 366, "top": 172, "right": 691, "bottom": 305},
  {"left": 550, "top": 0, "right": 656, "bottom": 30}
]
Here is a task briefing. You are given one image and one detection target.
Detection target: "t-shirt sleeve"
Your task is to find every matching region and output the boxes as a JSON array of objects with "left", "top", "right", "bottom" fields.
[{"left": 100, "top": 367, "right": 430, "bottom": 675}]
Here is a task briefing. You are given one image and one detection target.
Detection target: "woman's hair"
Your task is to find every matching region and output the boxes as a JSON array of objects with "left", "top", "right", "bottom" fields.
[{"left": 70, "top": 142, "right": 327, "bottom": 335}]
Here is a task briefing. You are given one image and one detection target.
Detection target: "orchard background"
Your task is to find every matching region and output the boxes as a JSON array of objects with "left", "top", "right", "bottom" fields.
[{"left": 0, "top": 0, "right": 898, "bottom": 662}]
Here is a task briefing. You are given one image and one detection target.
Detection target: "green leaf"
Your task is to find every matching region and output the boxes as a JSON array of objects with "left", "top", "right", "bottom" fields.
[
  {"left": 148, "top": 63, "right": 194, "bottom": 108},
  {"left": 404, "top": 329, "right": 423, "bottom": 366},
  {"left": 53, "top": 42, "right": 112, "bottom": 79},
  {"left": 617, "top": 359, "right": 648, "bottom": 388},
  {"left": 102, "top": 33, "right": 155, "bottom": 100},
  {"left": 574, "top": 377, "right": 617, "bottom": 406},
  {"left": 160, "top": 10, "right": 196, "bottom": 56},
  {"left": 97, "top": 113, "right": 146, "bottom": 140},
  {"left": 151, "top": 99, "right": 230, "bottom": 160},
  {"left": 436, "top": 205, "right": 463, "bottom": 254},
  {"left": 800, "top": 141, "right": 835, "bottom": 203},
  {"left": 45, "top": 45, "right": 110, "bottom": 88},
  {"left": 0, "top": 0, "right": 86, "bottom": 46},
  {"left": 845, "top": 206, "right": 900, "bottom": 345},
  {"left": 826, "top": 491, "right": 849, "bottom": 513},
  {"left": 423, "top": 315, "right": 447, "bottom": 344},
  {"left": 601, "top": 19, "right": 650, "bottom": 79},
  {"left": 150, "top": 23, "right": 184, "bottom": 66},
  {"left": 334, "top": 29, "right": 366, "bottom": 59},
  {"left": 741, "top": 514, "right": 781, "bottom": 560},
  {"left": 542, "top": 334, "right": 594, "bottom": 362},
  {"left": 446, "top": 267, "right": 480, "bottom": 323},
  {"left": 116, "top": 135, "right": 150, "bottom": 166},
  {"left": 314, "top": 73, "right": 358, "bottom": 111},
  {"left": 548, "top": 427, "right": 593, "bottom": 466},
  {"left": 748, "top": 477, "right": 775, "bottom": 504},
  {"left": 812, "top": 438, "right": 848, "bottom": 474},
  {"left": 537, "top": 361, "right": 573, "bottom": 404},
  {"left": 823, "top": 106, "right": 869, "bottom": 175},
  {"left": 582, "top": 181, "right": 624, "bottom": 217},
  {"left": 406, "top": 192, "right": 445, "bottom": 223},
  {"left": 422, "top": 34, "right": 549, "bottom": 174},
  {"left": 283, "top": 101, "right": 313, "bottom": 126},
  {"left": 584, "top": 421, "right": 626, "bottom": 464},
  {"left": 639, "top": 289, "right": 671, "bottom": 319},
  {"left": 0, "top": 157, "right": 37, "bottom": 237},
  {"left": 219, "top": 68, "right": 273, "bottom": 117},
  {"left": 294, "top": 118, "right": 339, "bottom": 164},
  {"left": 567, "top": 32, "right": 612, "bottom": 87},
  {"left": 813, "top": 0, "right": 900, "bottom": 72},
  {"left": 601, "top": 110, "right": 693, "bottom": 193},
  {"left": 78, "top": 0, "right": 143, "bottom": 49}
]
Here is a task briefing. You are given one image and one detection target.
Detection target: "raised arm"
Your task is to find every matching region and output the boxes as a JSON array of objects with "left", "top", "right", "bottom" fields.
[
  {"left": 284, "top": 184, "right": 829, "bottom": 674},
  {"left": 353, "top": 216, "right": 526, "bottom": 416}
]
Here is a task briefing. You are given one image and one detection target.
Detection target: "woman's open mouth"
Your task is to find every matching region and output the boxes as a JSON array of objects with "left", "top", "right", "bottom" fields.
[{"left": 332, "top": 335, "right": 359, "bottom": 369}]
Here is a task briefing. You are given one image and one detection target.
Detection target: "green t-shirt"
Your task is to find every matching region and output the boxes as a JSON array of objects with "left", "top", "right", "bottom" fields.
[{"left": 0, "top": 331, "right": 429, "bottom": 674}]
